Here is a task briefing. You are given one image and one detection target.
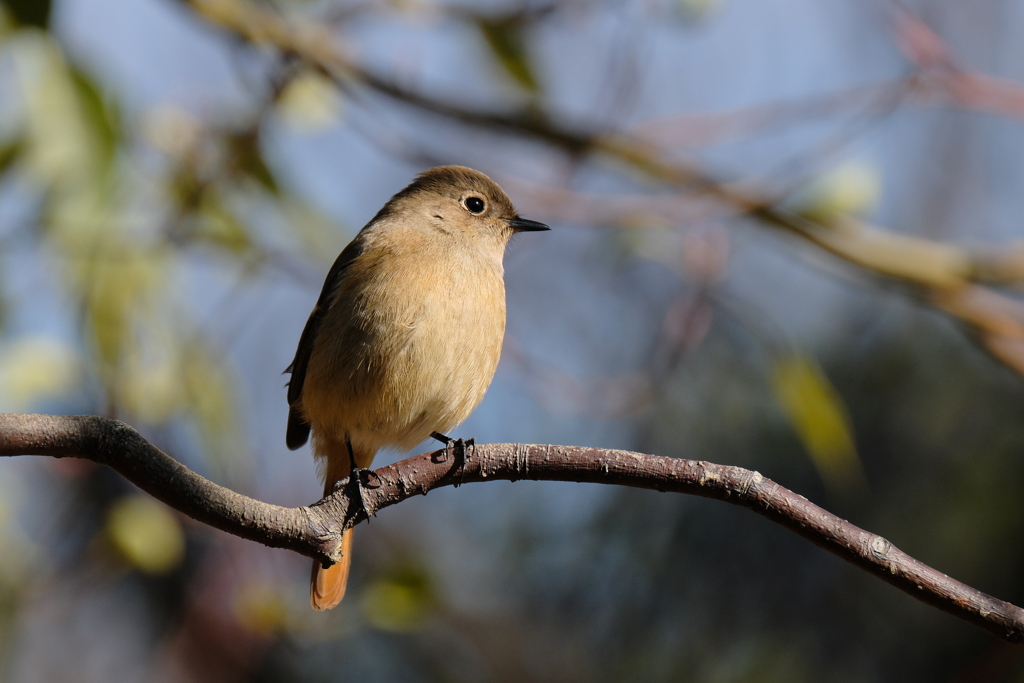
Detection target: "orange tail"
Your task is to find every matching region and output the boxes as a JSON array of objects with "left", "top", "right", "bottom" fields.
[
  {"left": 309, "top": 433, "right": 375, "bottom": 611},
  {"left": 311, "top": 527, "right": 353, "bottom": 610}
]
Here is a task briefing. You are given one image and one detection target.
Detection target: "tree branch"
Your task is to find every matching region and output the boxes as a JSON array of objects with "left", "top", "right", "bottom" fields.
[
  {"left": 1, "top": 413, "right": 1022, "bottom": 642},
  {"left": 179, "top": 0, "right": 1024, "bottom": 382}
]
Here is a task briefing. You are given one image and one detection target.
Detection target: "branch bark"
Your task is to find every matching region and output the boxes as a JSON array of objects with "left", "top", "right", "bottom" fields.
[{"left": 1, "top": 413, "right": 1022, "bottom": 642}]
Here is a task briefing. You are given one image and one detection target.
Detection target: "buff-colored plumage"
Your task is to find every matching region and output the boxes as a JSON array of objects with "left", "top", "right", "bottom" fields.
[{"left": 286, "top": 166, "right": 548, "bottom": 610}]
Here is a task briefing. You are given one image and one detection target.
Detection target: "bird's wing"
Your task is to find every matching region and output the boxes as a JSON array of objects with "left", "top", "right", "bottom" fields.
[{"left": 285, "top": 237, "right": 365, "bottom": 450}]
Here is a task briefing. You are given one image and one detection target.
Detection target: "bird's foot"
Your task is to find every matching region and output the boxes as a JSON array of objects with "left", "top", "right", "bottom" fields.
[
  {"left": 347, "top": 462, "right": 374, "bottom": 523},
  {"left": 431, "top": 432, "right": 473, "bottom": 487}
]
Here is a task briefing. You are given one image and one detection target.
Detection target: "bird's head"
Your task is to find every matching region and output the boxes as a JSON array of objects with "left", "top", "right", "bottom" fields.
[{"left": 373, "top": 165, "right": 549, "bottom": 257}]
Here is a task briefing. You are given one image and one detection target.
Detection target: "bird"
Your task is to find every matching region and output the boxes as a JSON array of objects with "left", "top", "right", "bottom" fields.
[{"left": 285, "top": 165, "right": 549, "bottom": 610}]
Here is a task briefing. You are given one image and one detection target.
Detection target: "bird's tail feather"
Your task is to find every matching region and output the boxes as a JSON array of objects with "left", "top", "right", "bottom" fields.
[
  {"left": 309, "top": 433, "right": 374, "bottom": 611},
  {"left": 311, "top": 528, "right": 353, "bottom": 610}
]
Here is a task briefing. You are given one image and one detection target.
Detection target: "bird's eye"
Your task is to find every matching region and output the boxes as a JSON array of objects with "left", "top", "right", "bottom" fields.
[{"left": 464, "top": 196, "right": 486, "bottom": 214}]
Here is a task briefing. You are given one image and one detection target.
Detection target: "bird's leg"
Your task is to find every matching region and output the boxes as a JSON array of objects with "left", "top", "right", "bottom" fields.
[
  {"left": 430, "top": 431, "right": 471, "bottom": 487},
  {"left": 431, "top": 431, "right": 457, "bottom": 466},
  {"left": 346, "top": 434, "right": 373, "bottom": 522}
]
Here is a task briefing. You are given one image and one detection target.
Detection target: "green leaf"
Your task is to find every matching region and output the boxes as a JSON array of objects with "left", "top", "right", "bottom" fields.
[
  {"left": 276, "top": 71, "right": 344, "bottom": 133},
  {"left": 360, "top": 561, "right": 434, "bottom": 632},
  {"left": 116, "top": 338, "right": 185, "bottom": 425},
  {"left": 2, "top": 0, "right": 50, "bottom": 28},
  {"left": 107, "top": 495, "right": 185, "bottom": 574},
  {"left": 0, "top": 138, "right": 22, "bottom": 179},
  {"left": 475, "top": 13, "right": 539, "bottom": 94},
  {"left": 82, "top": 252, "right": 160, "bottom": 376},
  {"left": 770, "top": 353, "right": 866, "bottom": 496},
  {"left": 795, "top": 162, "right": 881, "bottom": 225},
  {"left": 181, "top": 339, "right": 243, "bottom": 476},
  {"left": 227, "top": 129, "right": 279, "bottom": 195},
  {"left": 183, "top": 343, "right": 233, "bottom": 434},
  {"left": 0, "top": 336, "right": 79, "bottom": 411},
  {"left": 69, "top": 67, "right": 120, "bottom": 176},
  {"left": 198, "top": 189, "right": 252, "bottom": 254}
]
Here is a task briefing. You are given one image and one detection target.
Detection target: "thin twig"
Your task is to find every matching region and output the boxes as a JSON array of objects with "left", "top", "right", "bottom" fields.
[{"left": 178, "top": 0, "right": 1024, "bottom": 384}]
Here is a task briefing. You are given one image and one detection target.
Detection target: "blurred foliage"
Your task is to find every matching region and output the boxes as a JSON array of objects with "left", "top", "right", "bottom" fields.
[
  {"left": 276, "top": 71, "right": 344, "bottom": 134},
  {"left": 234, "top": 579, "right": 289, "bottom": 635},
  {"left": 525, "top": 320, "right": 1024, "bottom": 683},
  {"left": 770, "top": 352, "right": 865, "bottom": 496},
  {"left": 0, "top": 336, "right": 78, "bottom": 411},
  {"left": 0, "top": 138, "right": 21, "bottom": 178},
  {"left": 796, "top": 161, "right": 882, "bottom": 225},
  {"left": 673, "top": 0, "right": 725, "bottom": 24},
  {"left": 359, "top": 561, "right": 434, "bottom": 633},
  {"left": 1, "top": 0, "right": 50, "bottom": 29},
  {"left": 475, "top": 12, "right": 540, "bottom": 95},
  {"left": 107, "top": 494, "right": 186, "bottom": 574},
  {"left": 0, "top": 22, "right": 339, "bottom": 467}
]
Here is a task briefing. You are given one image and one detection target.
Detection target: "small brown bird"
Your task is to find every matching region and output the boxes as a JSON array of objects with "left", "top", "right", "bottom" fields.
[{"left": 286, "top": 166, "right": 548, "bottom": 610}]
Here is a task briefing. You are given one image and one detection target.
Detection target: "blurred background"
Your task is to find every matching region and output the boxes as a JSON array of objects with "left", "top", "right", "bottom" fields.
[{"left": 3, "top": 0, "right": 1024, "bottom": 680}]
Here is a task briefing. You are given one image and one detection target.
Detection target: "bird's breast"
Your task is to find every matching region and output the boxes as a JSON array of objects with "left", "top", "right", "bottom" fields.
[{"left": 302, "top": 245, "right": 506, "bottom": 452}]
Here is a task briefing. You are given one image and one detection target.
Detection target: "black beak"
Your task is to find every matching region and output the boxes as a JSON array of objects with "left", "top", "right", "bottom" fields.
[{"left": 507, "top": 217, "right": 550, "bottom": 232}]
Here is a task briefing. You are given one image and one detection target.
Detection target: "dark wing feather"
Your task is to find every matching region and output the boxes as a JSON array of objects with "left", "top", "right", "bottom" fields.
[{"left": 285, "top": 238, "right": 364, "bottom": 450}]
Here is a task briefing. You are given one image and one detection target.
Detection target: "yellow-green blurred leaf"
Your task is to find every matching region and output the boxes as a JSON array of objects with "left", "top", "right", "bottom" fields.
[
  {"left": 797, "top": 162, "right": 881, "bottom": 225},
  {"left": 0, "top": 137, "right": 23, "bottom": 178},
  {"left": 0, "top": 336, "right": 79, "bottom": 411},
  {"left": 182, "top": 340, "right": 243, "bottom": 474},
  {"left": 69, "top": 67, "right": 120, "bottom": 176},
  {"left": 183, "top": 343, "right": 234, "bottom": 432},
  {"left": 0, "top": 7, "right": 12, "bottom": 36},
  {"left": 199, "top": 189, "right": 252, "bottom": 254},
  {"left": 770, "top": 353, "right": 866, "bottom": 495},
  {"left": 82, "top": 252, "right": 161, "bottom": 373},
  {"left": 106, "top": 495, "right": 185, "bottom": 574},
  {"left": 117, "top": 350, "right": 184, "bottom": 424},
  {"left": 14, "top": 34, "right": 97, "bottom": 189},
  {"left": 360, "top": 564, "right": 433, "bottom": 632},
  {"left": 276, "top": 71, "right": 344, "bottom": 134},
  {"left": 476, "top": 14, "right": 539, "bottom": 94},
  {"left": 169, "top": 165, "right": 204, "bottom": 213},
  {"left": 234, "top": 580, "right": 288, "bottom": 634},
  {"left": 227, "top": 128, "right": 280, "bottom": 195},
  {"left": 11, "top": 33, "right": 119, "bottom": 253}
]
